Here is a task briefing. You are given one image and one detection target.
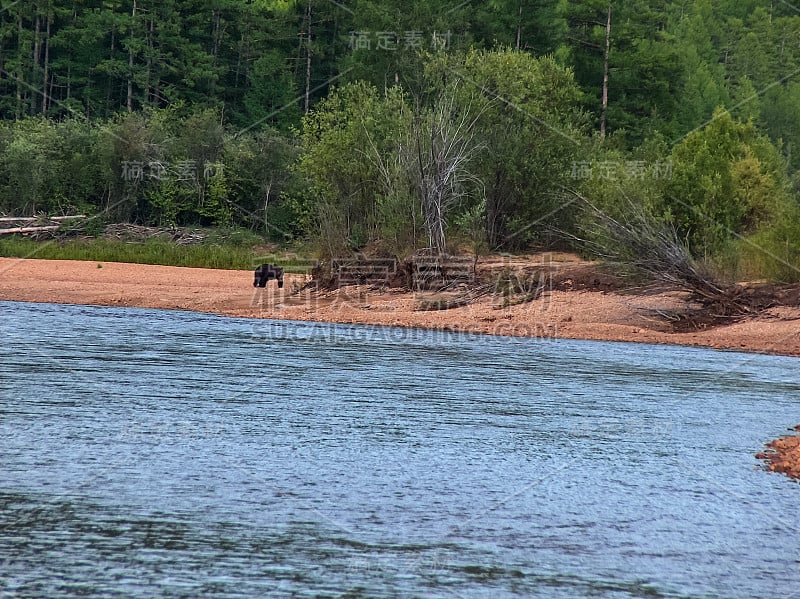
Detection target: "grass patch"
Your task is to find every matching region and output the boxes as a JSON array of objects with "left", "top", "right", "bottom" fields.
[{"left": 0, "top": 236, "right": 315, "bottom": 273}]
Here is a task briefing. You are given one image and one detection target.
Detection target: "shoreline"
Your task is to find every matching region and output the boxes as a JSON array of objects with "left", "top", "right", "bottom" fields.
[
  {"left": 5, "top": 256, "right": 800, "bottom": 481},
  {"left": 2, "top": 256, "right": 800, "bottom": 357},
  {"left": 757, "top": 426, "right": 800, "bottom": 481}
]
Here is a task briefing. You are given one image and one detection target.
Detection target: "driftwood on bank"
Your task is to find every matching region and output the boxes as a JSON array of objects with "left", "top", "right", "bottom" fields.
[
  {"left": 0, "top": 225, "right": 62, "bottom": 235},
  {"left": 0, "top": 217, "right": 208, "bottom": 245},
  {"left": 565, "top": 189, "right": 793, "bottom": 327},
  {"left": 0, "top": 215, "right": 88, "bottom": 238},
  {"left": 0, "top": 215, "right": 86, "bottom": 223},
  {"left": 101, "top": 223, "right": 206, "bottom": 245},
  {"left": 414, "top": 284, "right": 493, "bottom": 311},
  {"left": 412, "top": 251, "right": 476, "bottom": 290},
  {"left": 312, "top": 251, "right": 479, "bottom": 293}
]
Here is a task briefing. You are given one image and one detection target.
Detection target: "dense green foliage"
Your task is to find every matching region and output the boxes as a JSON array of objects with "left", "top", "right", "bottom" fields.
[{"left": 2, "top": 1, "right": 800, "bottom": 280}]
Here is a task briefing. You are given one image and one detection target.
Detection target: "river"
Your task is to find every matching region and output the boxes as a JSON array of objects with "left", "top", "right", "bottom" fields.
[{"left": 1, "top": 300, "right": 799, "bottom": 598}]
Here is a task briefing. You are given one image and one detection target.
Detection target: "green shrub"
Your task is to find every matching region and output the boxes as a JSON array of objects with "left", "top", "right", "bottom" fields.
[
  {"left": 665, "top": 109, "right": 790, "bottom": 256},
  {"left": 735, "top": 209, "right": 800, "bottom": 283}
]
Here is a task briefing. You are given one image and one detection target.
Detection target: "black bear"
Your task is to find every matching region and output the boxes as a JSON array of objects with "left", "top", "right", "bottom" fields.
[{"left": 254, "top": 264, "right": 284, "bottom": 288}]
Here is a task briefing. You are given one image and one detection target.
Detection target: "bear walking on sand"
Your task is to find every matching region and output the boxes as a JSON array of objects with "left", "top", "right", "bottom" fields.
[{"left": 253, "top": 264, "right": 284, "bottom": 288}]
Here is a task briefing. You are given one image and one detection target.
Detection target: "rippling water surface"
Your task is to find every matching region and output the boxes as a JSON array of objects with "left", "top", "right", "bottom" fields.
[{"left": 1, "top": 300, "right": 799, "bottom": 598}]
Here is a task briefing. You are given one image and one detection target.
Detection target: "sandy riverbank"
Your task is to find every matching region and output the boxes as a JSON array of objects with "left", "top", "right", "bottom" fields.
[
  {"left": 757, "top": 426, "right": 800, "bottom": 480},
  {"left": 2, "top": 255, "right": 800, "bottom": 356}
]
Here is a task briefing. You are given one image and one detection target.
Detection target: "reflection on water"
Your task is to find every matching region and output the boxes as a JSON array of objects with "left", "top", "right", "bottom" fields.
[{"left": 1, "top": 301, "right": 799, "bottom": 598}]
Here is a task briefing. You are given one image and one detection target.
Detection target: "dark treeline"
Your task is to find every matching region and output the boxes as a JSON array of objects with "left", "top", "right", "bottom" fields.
[
  {"left": 1, "top": 0, "right": 305, "bottom": 125},
  {"left": 3, "top": 1, "right": 800, "bottom": 140},
  {"left": 2, "top": 1, "right": 800, "bottom": 281}
]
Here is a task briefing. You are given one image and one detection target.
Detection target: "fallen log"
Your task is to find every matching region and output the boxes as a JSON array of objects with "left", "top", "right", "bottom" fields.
[
  {"left": 0, "top": 225, "right": 62, "bottom": 235},
  {"left": 0, "top": 215, "right": 86, "bottom": 223}
]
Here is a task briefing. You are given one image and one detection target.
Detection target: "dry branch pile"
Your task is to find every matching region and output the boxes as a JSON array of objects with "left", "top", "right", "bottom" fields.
[
  {"left": 570, "top": 191, "right": 790, "bottom": 325},
  {"left": 101, "top": 224, "right": 206, "bottom": 245},
  {"left": 415, "top": 284, "right": 493, "bottom": 311}
]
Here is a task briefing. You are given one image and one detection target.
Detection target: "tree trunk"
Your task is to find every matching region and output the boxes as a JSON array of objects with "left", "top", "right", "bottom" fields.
[
  {"left": 515, "top": 0, "right": 522, "bottom": 51},
  {"left": 304, "top": 2, "right": 312, "bottom": 114},
  {"left": 212, "top": 9, "right": 222, "bottom": 62},
  {"left": 264, "top": 180, "right": 272, "bottom": 235},
  {"left": 48, "top": 67, "right": 54, "bottom": 111},
  {"left": 31, "top": 13, "right": 40, "bottom": 114},
  {"left": 16, "top": 14, "right": 23, "bottom": 119},
  {"left": 599, "top": 4, "right": 611, "bottom": 140},
  {"left": 485, "top": 179, "right": 504, "bottom": 248},
  {"left": 32, "top": 15, "right": 40, "bottom": 65},
  {"left": 235, "top": 32, "right": 245, "bottom": 88},
  {"left": 42, "top": 16, "right": 50, "bottom": 115},
  {"left": 0, "top": 42, "right": 6, "bottom": 104},
  {"left": 107, "top": 2, "right": 116, "bottom": 114},
  {"left": 145, "top": 15, "right": 153, "bottom": 105},
  {"left": 127, "top": 0, "right": 136, "bottom": 112}
]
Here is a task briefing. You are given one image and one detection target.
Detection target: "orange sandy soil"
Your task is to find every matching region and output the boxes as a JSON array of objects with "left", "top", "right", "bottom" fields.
[
  {"left": 2, "top": 254, "right": 800, "bottom": 357},
  {"left": 757, "top": 426, "right": 800, "bottom": 480}
]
